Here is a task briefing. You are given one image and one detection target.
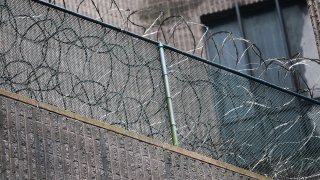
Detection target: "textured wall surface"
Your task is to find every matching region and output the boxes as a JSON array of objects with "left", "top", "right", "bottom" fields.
[
  {"left": 49, "top": 0, "right": 320, "bottom": 55},
  {"left": 0, "top": 90, "right": 266, "bottom": 180},
  {"left": 49, "top": 0, "right": 266, "bottom": 52},
  {"left": 49, "top": 0, "right": 320, "bottom": 57},
  {"left": 308, "top": 0, "right": 320, "bottom": 54}
]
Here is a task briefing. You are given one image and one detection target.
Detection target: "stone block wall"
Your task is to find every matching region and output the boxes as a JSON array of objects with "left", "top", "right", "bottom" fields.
[{"left": 0, "top": 89, "right": 267, "bottom": 179}]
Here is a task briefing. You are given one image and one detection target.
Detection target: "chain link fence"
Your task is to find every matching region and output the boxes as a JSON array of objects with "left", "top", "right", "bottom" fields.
[{"left": 1, "top": 0, "right": 320, "bottom": 178}]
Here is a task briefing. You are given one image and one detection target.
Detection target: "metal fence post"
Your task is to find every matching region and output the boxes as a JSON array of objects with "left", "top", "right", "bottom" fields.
[{"left": 158, "top": 42, "right": 179, "bottom": 146}]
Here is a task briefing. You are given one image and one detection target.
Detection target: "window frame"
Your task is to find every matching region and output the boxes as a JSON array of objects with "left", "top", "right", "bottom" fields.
[{"left": 201, "top": 0, "right": 311, "bottom": 92}]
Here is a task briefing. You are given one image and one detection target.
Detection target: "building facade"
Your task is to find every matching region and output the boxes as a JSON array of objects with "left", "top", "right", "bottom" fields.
[
  {"left": 50, "top": 0, "right": 320, "bottom": 97},
  {"left": 2, "top": 0, "right": 320, "bottom": 179}
]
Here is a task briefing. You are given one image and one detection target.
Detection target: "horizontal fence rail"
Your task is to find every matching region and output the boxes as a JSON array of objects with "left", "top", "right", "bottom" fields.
[{"left": 1, "top": 0, "right": 320, "bottom": 179}]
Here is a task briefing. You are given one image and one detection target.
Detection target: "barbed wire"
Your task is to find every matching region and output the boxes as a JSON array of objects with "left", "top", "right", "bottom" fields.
[
  {"left": 1, "top": 0, "right": 320, "bottom": 179},
  {"left": 44, "top": 0, "right": 320, "bottom": 98}
]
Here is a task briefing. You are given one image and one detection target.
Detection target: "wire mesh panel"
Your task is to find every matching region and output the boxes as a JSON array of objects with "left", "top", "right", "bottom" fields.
[
  {"left": 2, "top": 0, "right": 320, "bottom": 179},
  {"left": 164, "top": 48, "right": 320, "bottom": 179},
  {"left": 0, "top": 0, "right": 170, "bottom": 142}
]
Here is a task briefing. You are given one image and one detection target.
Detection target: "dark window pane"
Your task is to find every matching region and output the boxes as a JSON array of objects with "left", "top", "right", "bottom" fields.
[
  {"left": 206, "top": 20, "right": 251, "bottom": 75},
  {"left": 207, "top": 21, "right": 254, "bottom": 122},
  {"left": 283, "top": 4, "right": 318, "bottom": 59},
  {"left": 243, "top": 9, "right": 295, "bottom": 88},
  {"left": 283, "top": 3, "right": 320, "bottom": 96}
]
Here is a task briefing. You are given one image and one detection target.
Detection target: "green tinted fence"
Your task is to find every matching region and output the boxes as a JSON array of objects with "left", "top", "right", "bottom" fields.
[{"left": 1, "top": 0, "right": 320, "bottom": 178}]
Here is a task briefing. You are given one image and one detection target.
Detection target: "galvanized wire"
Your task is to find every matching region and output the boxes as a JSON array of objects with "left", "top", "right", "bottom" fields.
[
  {"left": 1, "top": 0, "right": 320, "bottom": 179},
  {"left": 0, "top": 0, "right": 170, "bottom": 143},
  {"left": 164, "top": 49, "right": 320, "bottom": 178}
]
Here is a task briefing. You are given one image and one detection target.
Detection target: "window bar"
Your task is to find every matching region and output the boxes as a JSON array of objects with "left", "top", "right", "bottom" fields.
[
  {"left": 235, "top": 2, "right": 254, "bottom": 76},
  {"left": 274, "top": 0, "right": 291, "bottom": 58},
  {"left": 274, "top": 0, "right": 300, "bottom": 91}
]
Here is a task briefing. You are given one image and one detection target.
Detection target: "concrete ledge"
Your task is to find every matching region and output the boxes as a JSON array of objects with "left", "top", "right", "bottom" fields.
[{"left": 0, "top": 88, "right": 270, "bottom": 179}]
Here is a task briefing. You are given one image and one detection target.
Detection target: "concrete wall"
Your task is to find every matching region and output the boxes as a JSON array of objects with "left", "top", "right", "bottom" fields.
[{"left": 0, "top": 89, "right": 267, "bottom": 180}]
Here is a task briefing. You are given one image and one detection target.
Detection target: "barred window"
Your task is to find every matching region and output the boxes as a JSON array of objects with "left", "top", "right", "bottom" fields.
[{"left": 203, "top": 0, "right": 318, "bottom": 90}]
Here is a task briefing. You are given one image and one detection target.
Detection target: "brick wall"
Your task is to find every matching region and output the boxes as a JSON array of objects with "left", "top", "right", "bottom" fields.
[
  {"left": 51, "top": 0, "right": 265, "bottom": 52},
  {"left": 51, "top": 0, "right": 320, "bottom": 54},
  {"left": 0, "top": 89, "right": 267, "bottom": 179},
  {"left": 133, "top": 0, "right": 266, "bottom": 52},
  {"left": 307, "top": 0, "right": 320, "bottom": 54}
]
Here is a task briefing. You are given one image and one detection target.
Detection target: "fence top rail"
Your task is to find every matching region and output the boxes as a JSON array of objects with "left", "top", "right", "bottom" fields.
[{"left": 32, "top": 0, "right": 320, "bottom": 106}]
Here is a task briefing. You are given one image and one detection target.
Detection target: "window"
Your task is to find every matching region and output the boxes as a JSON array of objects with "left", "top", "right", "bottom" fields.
[
  {"left": 202, "top": 0, "right": 318, "bottom": 91},
  {"left": 201, "top": 0, "right": 320, "bottom": 170}
]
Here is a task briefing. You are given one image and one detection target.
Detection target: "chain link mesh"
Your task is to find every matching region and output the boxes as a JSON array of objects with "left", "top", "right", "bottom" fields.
[
  {"left": 1, "top": 0, "right": 320, "bottom": 179},
  {"left": 164, "top": 49, "right": 320, "bottom": 178},
  {"left": 0, "top": 0, "right": 170, "bottom": 142}
]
